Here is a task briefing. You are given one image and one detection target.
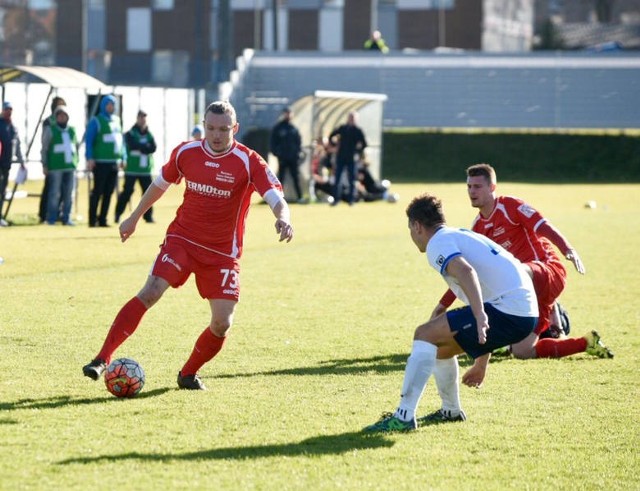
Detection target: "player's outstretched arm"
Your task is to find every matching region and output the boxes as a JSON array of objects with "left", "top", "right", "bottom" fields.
[
  {"left": 264, "top": 190, "right": 293, "bottom": 243},
  {"left": 445, "top": 256, "right": 489, "bottom": 344},
  {"left": 537, "top": 221, "right": 586, "bottom": 274},
  {"left": 120, "top": 182, "right": 167, "bottom": 242},
  {"left": 462, "top": 353, "right": 491, "bottom": 388},
  {"left": 565, "top": 248, "right": 586, "bottom": 274}
]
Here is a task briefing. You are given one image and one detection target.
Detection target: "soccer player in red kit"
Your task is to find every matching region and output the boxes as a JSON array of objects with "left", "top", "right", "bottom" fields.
[
  {"left": 432, "top": 163, "right": 612, "bottom": 368},
  {"left": 82, "top": 100, "right": 294, "bottom": 389}
]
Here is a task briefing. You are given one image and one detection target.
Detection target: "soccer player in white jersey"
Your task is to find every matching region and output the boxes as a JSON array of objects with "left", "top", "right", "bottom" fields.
[
  {"left": 82, "top": 101, "right": 294, "bottom": 390},
  {"left": 433, "top": 163, "right": 612, "bottom": 360},
  {"left": 364, "top": 193, "right": 538, "bottom": 433}
]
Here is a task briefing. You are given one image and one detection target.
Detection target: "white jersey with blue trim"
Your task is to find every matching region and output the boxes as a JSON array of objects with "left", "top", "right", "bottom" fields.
[{"left": 426, "top": 226, "right": 538, "bottom": 317}]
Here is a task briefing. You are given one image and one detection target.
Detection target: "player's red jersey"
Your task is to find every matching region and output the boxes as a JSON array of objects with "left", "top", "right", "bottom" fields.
[
  {"left": 471, "top": 195, "right": 560, "bottom": 264},
  {"left": 160, "top": 139, "right": 283, "bottom": 259}
]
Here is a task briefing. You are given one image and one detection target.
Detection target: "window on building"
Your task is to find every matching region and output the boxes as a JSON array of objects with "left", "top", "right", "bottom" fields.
[
  {"left": 397, "top": 0, "right": 454, "bottom": 9},
  {"left": 152, "top": 50, "right": 189, "bottom": 86},
  {"left": 28, "top": 0, "right": 55, "bottom": 8},
  {"left": 152, "top": 51, "right": 172, "bottom": 83},
  {"left": 153, "top": 0, "right": 174, "bottom": 9},
  {"left": 127, "top": 8, "right": 151, "bottom": 52},
  {"left": 87, "top": 1, "right": 106, "bottom": 51},
  {"left": 231, "top": 0, "right": 266, "bottom": 8},
  {"left": 288, "top": 0, "right": 322, "bottom": 8}
]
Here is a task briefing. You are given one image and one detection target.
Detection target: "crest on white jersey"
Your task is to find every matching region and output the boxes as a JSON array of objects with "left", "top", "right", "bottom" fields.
[{"left": 436, "top": 255, "right": 445, "bottom": 267}]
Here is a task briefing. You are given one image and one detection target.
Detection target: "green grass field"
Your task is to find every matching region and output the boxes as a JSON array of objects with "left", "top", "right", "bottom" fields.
[{"left": 1, "top": 180, "right": 639, "bottom": 490}]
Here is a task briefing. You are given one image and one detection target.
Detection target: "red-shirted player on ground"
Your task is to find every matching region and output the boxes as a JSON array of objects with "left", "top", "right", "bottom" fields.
[
  {"left": 82, "top": 100, "right": 294, "bottom": 390},
  {"left": 432, "top": 163, "right": 612, "bottom": 372}
]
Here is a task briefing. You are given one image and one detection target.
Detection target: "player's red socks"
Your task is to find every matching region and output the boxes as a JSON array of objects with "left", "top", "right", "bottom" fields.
[
  {"left": 181, "top": 327, "right": 226, "bottom": 376},
  {"left": 535, "top": 337, "right": 588, "bottom": 358},
  {"left": 96, "top": 296, "right": 148, "bottom": 363}
]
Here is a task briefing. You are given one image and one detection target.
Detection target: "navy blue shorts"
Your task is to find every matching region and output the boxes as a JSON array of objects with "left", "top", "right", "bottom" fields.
[{"left": 446, "top": 303, "right": 537, "bottom": 359}]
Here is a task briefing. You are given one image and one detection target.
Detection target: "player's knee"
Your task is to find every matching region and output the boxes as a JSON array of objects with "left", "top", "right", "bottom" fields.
[
  {"left": 414, "top": 319, "right": 439, "bottom": 343},
  {"left": 510, "top": 344, "right": 536, "bottom": 359},
  {"left": 210, "top": 319, "right": 232, "bottom": 337},
  {"left": 137, "top": 284, "right": 165, "bottom": 307},
  {"left": 137, "top": 291, "right": 161, "bottom": 309}
]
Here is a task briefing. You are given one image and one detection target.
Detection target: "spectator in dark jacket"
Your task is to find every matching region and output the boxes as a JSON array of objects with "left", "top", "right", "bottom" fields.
[
  {"left": 270, "top": 107, "right": 304, "bottom": 203},
  {"left": 0, "top": 101, "right": 25, "bottom": 226},
  {"left": 328, "top": 112, "right": 367, "bottom": 206}
]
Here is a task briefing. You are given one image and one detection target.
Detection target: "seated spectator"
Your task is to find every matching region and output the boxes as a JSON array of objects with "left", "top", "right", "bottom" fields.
[
  {"left": 311, "top": 140, "right": 398, "bottom": 204},
  {"left": 310, "top": 137, "right": 338, "bottom": 203},
  {"left": 355, "top": 155, "right": 399, "bottom": 203}
]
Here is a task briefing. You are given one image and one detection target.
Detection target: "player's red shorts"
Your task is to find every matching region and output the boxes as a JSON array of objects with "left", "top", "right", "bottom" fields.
[
  {"left": 151, "top": 236, "right": 240, "bottom": 301},
  {"left": 528, "top": 258, "right": 567, "bottom": 335}
]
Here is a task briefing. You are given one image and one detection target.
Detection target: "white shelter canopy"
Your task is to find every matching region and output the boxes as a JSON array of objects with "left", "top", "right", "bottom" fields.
[
  {"left": 283, "top": 90, "right": 387, "bottom": 200},
  {"left": 0, "top": 64, "right": 107, "bottom": 90}
]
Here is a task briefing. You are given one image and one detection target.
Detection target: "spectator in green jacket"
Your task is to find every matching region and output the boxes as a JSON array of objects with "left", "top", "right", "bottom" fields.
[
  {"left": 41, "top": 105, "right": 79, "bottom": 226},
  {"left": 85, "top": 94, "right": 125, "bottom": 227},
  {"left": 115, "top": 110, "right": 157, "bottom": 224}
]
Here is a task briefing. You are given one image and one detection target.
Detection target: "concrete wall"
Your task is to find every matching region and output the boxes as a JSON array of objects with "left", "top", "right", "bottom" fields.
[{"left": 225, "top": 50, "right": 640, "bottom": 140}]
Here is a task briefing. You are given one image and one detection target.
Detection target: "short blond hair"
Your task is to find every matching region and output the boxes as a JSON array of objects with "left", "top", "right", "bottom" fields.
[
  {"left": 205, "top": 100, "right": 236, "bottom": 124},
  {"left": 466, "top": 163, "right": 496, "bottom": 185}
]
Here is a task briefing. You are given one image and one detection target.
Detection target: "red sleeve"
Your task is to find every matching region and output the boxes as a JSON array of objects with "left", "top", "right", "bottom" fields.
[
  {"left": 439, "top": 289, "right": 457, "bottom": 308},
  {"left": 536, "top": 221, "right": 572, "bottom": 256},
  {"left": 160, "top": 143, "right": 185, "bottom": 184},
  {"left": 503, "top": 196, "right": 546, "bottom": 231},
  {"left": 249, "top": 150, "right": 283, "bottom": 196}
]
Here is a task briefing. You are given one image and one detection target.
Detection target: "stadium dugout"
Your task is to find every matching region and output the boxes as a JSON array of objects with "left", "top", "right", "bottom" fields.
[
  {"left": 283, "top": 90, "right": 387, "bottom": 200},
  {"left": 0, "top": 64, "right": 107, "bottom": 220},
  {"left": 0, "top": 64, "right": 107, "bottom": 159}
]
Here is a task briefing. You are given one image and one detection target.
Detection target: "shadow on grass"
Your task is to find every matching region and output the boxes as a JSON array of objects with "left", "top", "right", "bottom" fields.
[
  {"left": 0, "top": 387, "right": 172, "bottom": 411},
  {"left": 57, "top": 430, "right": 394, "bottom": 465},
  {"left": 216, "top": 352, "right": 409, "bottom": 379},
  {"left": 214, "top": 352, "right": 511, "bottom": 380}
]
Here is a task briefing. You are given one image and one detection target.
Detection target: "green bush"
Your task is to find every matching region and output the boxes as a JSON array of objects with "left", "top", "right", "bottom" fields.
[
  {"left": 243, "top": 128, "right": 640, "bottom": 183},
  {"left": 382, "top": 131, "right": 640, "bottom": 183}
]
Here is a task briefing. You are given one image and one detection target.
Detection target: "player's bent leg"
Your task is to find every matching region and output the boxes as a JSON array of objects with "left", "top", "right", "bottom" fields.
[
  {"left": 509, "top": 331, "right": 538, "bottom": 359},
  {"left": 83, "top": 290, "right": 158, "bottom": 381},
  {"left": 209, "top": 298, "right": 237, "bottom": 337},
  {"left": 584, "top": 330, "right": 614, "bottom": 358},
  {"left": 436, "top": 345, "right": 464, "bottom": 359},
  {"left": 136, "top": 275, "right": 171, "bottom": 308},
  {"left": 178, "top": 299, "right": 238, "bottom": 389},
  {"left": 414, "top": 314, "right": 460, "bottom": 349}
]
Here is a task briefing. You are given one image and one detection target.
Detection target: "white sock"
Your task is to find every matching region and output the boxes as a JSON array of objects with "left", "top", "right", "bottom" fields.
[
  {"left": 434, "top": 356, "right": 462, "bottom": 416},
  {"left": 394, "top": 340, "right": 437, "bottom": 422}
]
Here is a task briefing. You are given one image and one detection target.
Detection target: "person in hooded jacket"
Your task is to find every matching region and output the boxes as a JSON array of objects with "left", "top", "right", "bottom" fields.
[{"left": 85, "top": 95, "right": 126, "bottom": 227}]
